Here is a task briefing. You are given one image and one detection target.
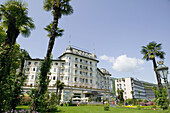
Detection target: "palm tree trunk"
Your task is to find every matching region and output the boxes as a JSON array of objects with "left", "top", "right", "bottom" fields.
[
  {"left": 31, "top": 4, "right": 60, "bottom": 111},
  {"left": 152, "top": 58, "right": 162, "bottom": 89}
]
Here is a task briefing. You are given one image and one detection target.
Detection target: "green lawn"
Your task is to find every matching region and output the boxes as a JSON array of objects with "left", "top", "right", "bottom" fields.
[
  {"left": 58, "top": 106, "right": 169, "bottom": 113},
  {"left": 16, "top": 106, "right": 169, "bottom": 113}
]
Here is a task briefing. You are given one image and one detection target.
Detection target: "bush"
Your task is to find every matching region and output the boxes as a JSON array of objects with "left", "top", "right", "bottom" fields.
[
  {"left": 152, "top": 105, "right": 156, "bottom": 110},
  {"left": 104, "top": 106, "right": 109, "bottom": 111},
  {"left": 20, "top": 94, "right": 31, "bottom": 105},
  {"left": 125, "top": 99, "right": 133, "bottom": 105},
  {"left": 144, "top": 99, "right": 148, "bottom": 103},
  {"left": 137, "top": 105, "right": 141, "bottom": 110}
]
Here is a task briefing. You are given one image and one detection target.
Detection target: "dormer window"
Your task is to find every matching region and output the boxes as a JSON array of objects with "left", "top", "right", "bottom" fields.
[{"left": 28, "top": 62, "right": 31, "bottom": 65}]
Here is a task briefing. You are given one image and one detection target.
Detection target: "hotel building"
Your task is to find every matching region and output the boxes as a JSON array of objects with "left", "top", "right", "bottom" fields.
[
  {"left": 115, "top": 77, "right": 155, "bottom": 100},
  {"left": 23, "top": 45, "right": 112, "bottom": 102}
]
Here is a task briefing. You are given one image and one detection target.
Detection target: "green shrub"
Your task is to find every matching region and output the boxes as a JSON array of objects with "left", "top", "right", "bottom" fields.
[
  {"left": 137, "top": 105, "right": 141, "bottom": 110},
  {"left": 63, "top": 103, "right": 67, "bottom": 107},
  {"left": 20, "top": 95, "right": 31, "bottom": 105},
  {"left": 144, "top": 99, "right": 148, "bottom": 103},
  {"left": 152, "top": 105, "right": 156, "bottom": 110},
  {"left": 104, "top": 106, "right": 109, "bottom": 111},
  {"left": 47, "top": 104, "right": 58, "bottom": 112}
]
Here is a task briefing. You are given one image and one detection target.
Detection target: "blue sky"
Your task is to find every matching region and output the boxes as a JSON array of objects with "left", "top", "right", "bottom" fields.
[{"left": 1, "top": 0, "right": 170, "bottom": 83}]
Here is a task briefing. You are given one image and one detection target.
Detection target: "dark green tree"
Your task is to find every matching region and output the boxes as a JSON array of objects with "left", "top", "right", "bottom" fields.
[
  {"left": 141, "top": 41, "right": 165, "bottom": 89},
  {"left": 0, "top": 1, "right": 34, "bottom": 111},
  {"left": 117, "top": 89, "right": 124, "bottom": 104},
  {"left": 9, "top": 49, "right": 31, "bottom": 110}
]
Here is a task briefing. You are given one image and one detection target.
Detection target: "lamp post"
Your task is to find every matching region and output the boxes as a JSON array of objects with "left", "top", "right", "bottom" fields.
[{"left": 156, "top": 61, "right": 170, "bottom": 103}]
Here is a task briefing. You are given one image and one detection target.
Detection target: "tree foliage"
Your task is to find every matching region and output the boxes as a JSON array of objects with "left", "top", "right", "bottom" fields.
[
  {"left": 117, "top": 89, "right": 124, "bottom": 104},
  {"left": 152, "top": 86, "right": 169, "bottom": 110}
]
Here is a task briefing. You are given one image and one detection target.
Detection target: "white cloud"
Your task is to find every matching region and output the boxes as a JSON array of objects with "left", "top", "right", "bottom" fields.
[
  {"left": 100, "top": 55, "right": 115, "bottom": 63},
  {"left": 100, "top": 54, "right": 144, "bottom": 72}
]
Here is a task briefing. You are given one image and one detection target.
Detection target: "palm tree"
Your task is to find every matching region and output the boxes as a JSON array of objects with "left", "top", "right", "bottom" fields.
[
  {"left": 0, "top": 0, "right": 35, "bottom": 47},
  {"left": 141, "top": 41, "right": 165, "bottom": 89},
  {"left": 31, "top": 0, "right": 73, "bottom": 110}
]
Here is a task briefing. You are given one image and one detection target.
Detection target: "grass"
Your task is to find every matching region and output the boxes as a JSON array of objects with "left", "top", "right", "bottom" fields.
[
  {"left": 16, "top": 105, "right": 29, "bottom": 110},
  {"left": 57, "top": 106, "right": 169, "bottom": 113},
  {"left": 16, "top": 105, "right": 170, "bottom": 113}
]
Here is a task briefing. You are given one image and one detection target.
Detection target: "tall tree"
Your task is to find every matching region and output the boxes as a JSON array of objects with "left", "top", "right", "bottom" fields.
[
  {"left": 30, "top": 0, "right": 73, "bottom": 111},
  {"left": 141, "top": 41, "right": 165, "bottom": 89}
]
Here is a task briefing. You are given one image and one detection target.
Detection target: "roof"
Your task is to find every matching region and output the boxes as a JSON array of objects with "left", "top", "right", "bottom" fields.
[{"left": 26, "top": 58, "right": 65, "bottom": 62}]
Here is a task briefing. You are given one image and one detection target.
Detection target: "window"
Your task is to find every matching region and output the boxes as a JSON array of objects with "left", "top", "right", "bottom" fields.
[
  {"left": 90, "top": 80, "right": 92, "bottom": 84},
  {"left": 26, "top": 68, "right": 30, "bottom": 71},
  {"left": 80, "top": 65, "right": 82, "bottom": 69},
  {"left": 80, "top": 59, "right": 82, "bottom": 62},
  {"left": 85, "top": 72, "right": 88, "bottom": 76},
  {"left": 85, "top": 61, "right": 88, "bottom": 64},
  {"left": 33, "top": 68, "right": 35, "bottom": 71},
  {"left": 75, "top": 70, "right": 77, "bottom": 74},
  {"left": 31, "top": 75, "right": 34, "bottom": 79},
  {"left": 61, "top": 77, "right": 63, "bottom": 80},
  {"left": 75, "top": 58, "right": 78, "bottom": 61},
  {"left": 90, "top": 62, "right": 92, "bottom": 65},
  {"left": 34, "top": 62, "right": 38, "bottom": 65},
  {"left": 55, "top": 63, "right": 58, "bottom": 66},
  {"left": 80, "top": 78, "right": 82, "bottom": 82},
  {"left": 75, "top": 64, "right": 78, "bottom": 68},
  {"left": 61, "top": 69, "right": 64, "bottom": 73},
  {"left": 74, "top": 77, "right": 77, "bottom": 82},
  {"left": 90, "top": 73, "right": 92, "bottom": 76},
  {"left": 53, "top": 76, "right": 56, "bottom": 80},
  {"left": 90, "top": 67, "right": 92, "bottom": 71},
  {"left": 61, "top": 63, "right": 65, "bottom": 67},
  {"left": 54, "top": 68, "right": 56, "bottom": 72},
  {"left": 86, "top": 79, "right": 88, "bottom": 83},
  {"left": 83, "top": 79, "right": 84, "bottom": 83},
  {"left": 28, "top": 62, "right": 31, "bottom": 65},
  {"left": 36, "top": 68, "right": 39, "bottom": 72},
  {"left": 80, "top": 71, "right": 82, "bottom": 75}
]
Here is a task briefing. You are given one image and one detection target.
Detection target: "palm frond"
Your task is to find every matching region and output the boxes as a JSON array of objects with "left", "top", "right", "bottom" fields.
[
  {"left": 44, "top": 23, "right": 64, "bottom": 38},
  {"left": 141, "top": 41, "right": 165, "bottom": 61},
  {"left": 43, "top": 0, "right": 53, "bottom": 11}
]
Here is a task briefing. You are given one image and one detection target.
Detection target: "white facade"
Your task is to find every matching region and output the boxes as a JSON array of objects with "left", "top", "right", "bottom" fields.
[{"left": 23, "top": 45, "right": 112, "bottom": 102}]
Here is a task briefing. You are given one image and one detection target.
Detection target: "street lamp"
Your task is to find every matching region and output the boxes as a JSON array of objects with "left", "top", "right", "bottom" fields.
[{"left": 156, "top": 61, "right": 170, "bottom": 103}]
